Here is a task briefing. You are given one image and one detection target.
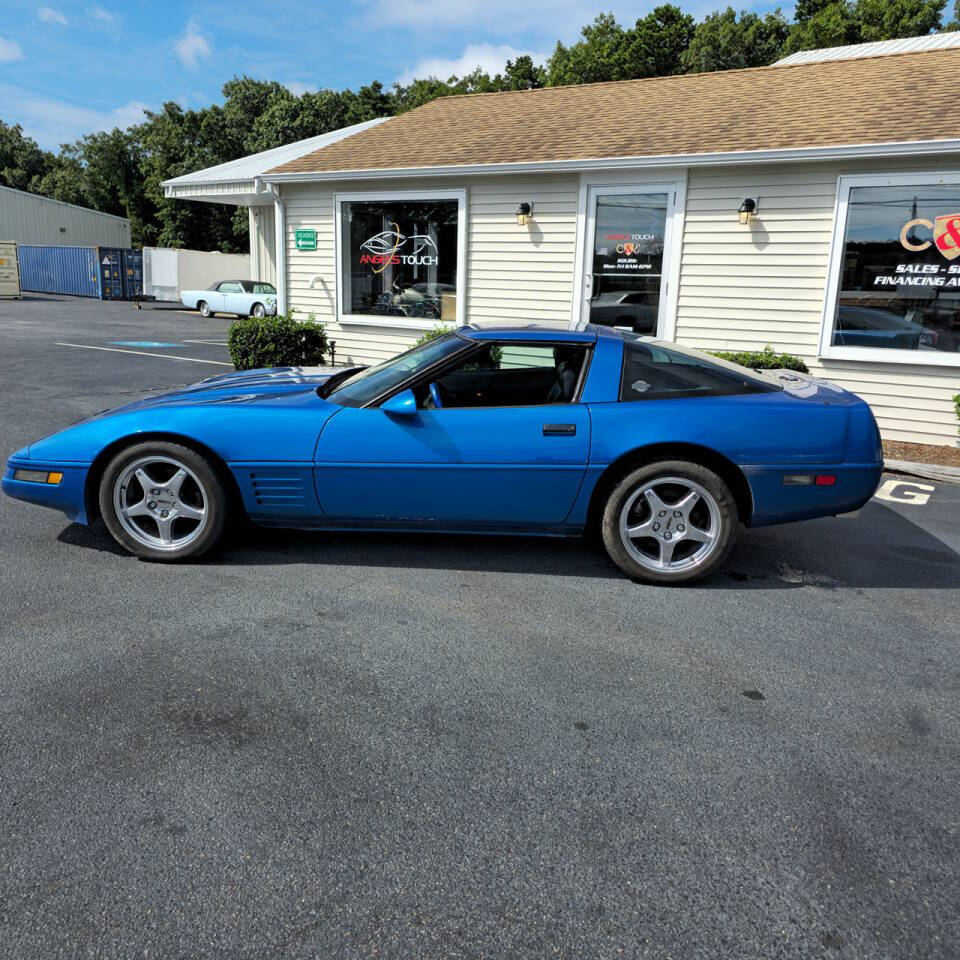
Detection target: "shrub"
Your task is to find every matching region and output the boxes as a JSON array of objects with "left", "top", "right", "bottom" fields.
[
  {"left": 709, "top": 344, "right": 809, "bottom": 374},
  {"left": 228, "top": 311, "right": 328, "bottom": 371},
  {"left": 414, "top": 325, "right": 454, "bottom": 347},
  {"left": 954, "top": 393, "right": 960, "bottom": 433}
]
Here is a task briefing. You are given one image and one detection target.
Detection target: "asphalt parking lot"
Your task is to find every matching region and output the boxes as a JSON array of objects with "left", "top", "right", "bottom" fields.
[{"left": 1, "top": 294, "right": 959, "bottom": 959}]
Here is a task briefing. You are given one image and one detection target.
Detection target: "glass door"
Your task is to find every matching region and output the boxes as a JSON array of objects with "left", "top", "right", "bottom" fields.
[{"left": 580, "top": 187, "right": 674, "bottom": 335}]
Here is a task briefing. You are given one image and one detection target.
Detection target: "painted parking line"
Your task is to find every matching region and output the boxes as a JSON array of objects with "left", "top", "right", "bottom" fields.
[
  {"left": 184, "top": 339, "right": 229, "bottom": 346},
  {"left": 55, "top": 343, "right": 232, "bottom": 366}
]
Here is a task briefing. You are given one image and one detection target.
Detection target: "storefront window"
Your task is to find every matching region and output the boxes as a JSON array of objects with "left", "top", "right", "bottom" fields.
[
  {"left": 339, "top": 197, "right": 460, "bottom": 324},
  {"left": 829, "top": 181, "right": 960, "bottom": 355}
]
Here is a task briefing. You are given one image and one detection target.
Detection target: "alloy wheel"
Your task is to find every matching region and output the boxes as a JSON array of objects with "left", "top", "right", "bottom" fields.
[
  {"left": 618, "top": 476, "right": 722, "bottom": 575},
  {"left": 113, "top": 455, "right": 208, "bottom": 552}
]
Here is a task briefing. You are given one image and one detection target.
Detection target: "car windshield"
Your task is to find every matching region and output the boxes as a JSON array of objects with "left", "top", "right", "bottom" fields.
[{"left": 326, "top": 332, "right": 469, "bottom": 407}]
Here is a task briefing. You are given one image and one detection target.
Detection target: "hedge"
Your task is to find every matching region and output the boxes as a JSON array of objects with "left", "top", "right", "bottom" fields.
[
  {"left": 954, "top": 393, "right": 960, "bottom": 432},
  {"left": 709, "top": 344, "right": 809, "bottom": 374},
  {"left": 228, "top": 312, "right": 328, "bottom": 371}
]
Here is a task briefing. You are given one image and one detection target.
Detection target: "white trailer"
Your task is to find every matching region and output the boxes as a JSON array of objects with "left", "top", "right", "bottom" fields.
[{"left": 143, "top": 247, "right": 252, "bottom": 302}]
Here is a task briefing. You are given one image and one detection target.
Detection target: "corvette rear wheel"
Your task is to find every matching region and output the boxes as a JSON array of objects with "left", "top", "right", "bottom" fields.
[
  {"left": 601, "top": 460, "right": 737, "bottom": 584},
  {"left": 99, "top": 442, "right": 227, "bottom": 561},
  {"left": 198, "top": 300, "right": 211, "bottom": 318}
]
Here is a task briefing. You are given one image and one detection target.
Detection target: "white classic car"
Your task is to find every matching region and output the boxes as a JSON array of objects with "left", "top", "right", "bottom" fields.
[{"left": 181, "top": 280, "right": 278, "bottom": 318}]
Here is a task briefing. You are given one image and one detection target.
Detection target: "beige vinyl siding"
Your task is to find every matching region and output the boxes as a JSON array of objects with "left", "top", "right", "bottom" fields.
[
  {"left": 281, "top": 174, "right": 579, "bottom": 367},
  {"left": 675, "top": 159, "right": 960, "bottom": 446},
  {"left": 467, "top": 175, "right": 578, "bottom": 325}
]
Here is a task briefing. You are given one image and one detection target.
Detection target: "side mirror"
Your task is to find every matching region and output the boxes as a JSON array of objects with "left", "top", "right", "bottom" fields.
[{"left": 381, "top": 388, "right": 417, "bottom": 416}]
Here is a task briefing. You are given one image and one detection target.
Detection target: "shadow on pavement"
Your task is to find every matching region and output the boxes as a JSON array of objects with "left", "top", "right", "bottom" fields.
[{"left": 57, "top": 500, "right": 960, "bottom": 590}]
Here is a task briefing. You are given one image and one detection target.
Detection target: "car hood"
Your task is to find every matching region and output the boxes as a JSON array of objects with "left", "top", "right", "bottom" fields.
[
  {"left": 16, "top": 366, "right": 361, "bottom": 464},
  {"left": 88, "top": 365, "right": 356, "bottom": 416}
]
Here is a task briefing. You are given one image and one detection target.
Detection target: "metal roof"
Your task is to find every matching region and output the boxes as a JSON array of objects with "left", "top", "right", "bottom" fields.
[
  {"left": 162, "top": 117, "right": 389, "bottom": 189},
  {"left": 775, "top": 31, "right": 960, "bottom": 66}
]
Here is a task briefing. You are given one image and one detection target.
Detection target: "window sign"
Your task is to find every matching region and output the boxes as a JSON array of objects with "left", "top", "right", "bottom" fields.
[
  {"left": 339, "top": 197, "right": 460, "bottom": 325},
  {"left": 827, "top": 180, "right": 960, "bottom": 357},
  {"left": 588, "top": 194, "right": 668, "bottom": 335}
]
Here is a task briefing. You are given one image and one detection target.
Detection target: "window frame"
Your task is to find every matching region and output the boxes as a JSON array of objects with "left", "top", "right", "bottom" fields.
[
  {"left": 819, "top": 170, "right": 960, "bottom": 368},
  {"left": 334, "top": 189, "right": 468, "bottom": 332}
]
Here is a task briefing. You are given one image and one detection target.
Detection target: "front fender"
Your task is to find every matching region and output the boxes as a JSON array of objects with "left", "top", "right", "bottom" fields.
[{"left": 27, "top": 392, "right": 335, "bottom": 466}]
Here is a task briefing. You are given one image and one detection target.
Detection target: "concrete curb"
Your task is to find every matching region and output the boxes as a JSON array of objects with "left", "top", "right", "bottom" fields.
[{"left": 884, "top": 458, "right": 960, "bottom": 486}]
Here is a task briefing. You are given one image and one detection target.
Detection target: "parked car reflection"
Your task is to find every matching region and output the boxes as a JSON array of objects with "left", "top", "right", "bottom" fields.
[
  {"left": 589, "top": 291, "right": 657, "bottom": 333},
  {"left": 834, "top": 305, "right": 938, "bottom": 350}
]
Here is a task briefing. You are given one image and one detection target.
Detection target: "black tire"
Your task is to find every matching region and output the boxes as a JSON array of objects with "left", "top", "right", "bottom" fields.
[
  {"left": 98, "top": 441, "right": 228, "bottom": 562},
  {"left": 198, "top": 300, "right": 211, "bottom": 318},
  {"left": 251, "top": 302, "right": 266, "bottom": 318},
  {"left": 601, "top": 460, "right": 738, "bottom": 584}
]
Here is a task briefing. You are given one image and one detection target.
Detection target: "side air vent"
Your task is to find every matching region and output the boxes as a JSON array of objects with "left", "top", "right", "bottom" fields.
[{"left": 248, "top": 470, "right": 307, "bottom": 509}]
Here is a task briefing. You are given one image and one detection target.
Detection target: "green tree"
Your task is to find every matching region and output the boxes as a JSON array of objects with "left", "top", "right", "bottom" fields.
[
  {"left": 0, "top": 120, "right": 53, "bottom": 192},
  {"left": 547, "top": 13, "right": 628, "bottom": 85},
  {"left": 783, "top": 1, "right": 860, "bottom": 53},
  {"left": 498, "top": 55, "right": 547, "bottom": 90},
  {"left": 854, "top": 0, "right": 945, "bottom": 41},
  {"left": 620, "top": 5, "right": 697, "bottom": 78},
  {"left": 683, "top": 7, "right": 790, "bottom": 72}
]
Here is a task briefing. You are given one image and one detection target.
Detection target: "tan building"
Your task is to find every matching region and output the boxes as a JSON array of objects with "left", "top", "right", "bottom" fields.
[{"left": 168, "top": 36, "right": 960, "bottom": 447}]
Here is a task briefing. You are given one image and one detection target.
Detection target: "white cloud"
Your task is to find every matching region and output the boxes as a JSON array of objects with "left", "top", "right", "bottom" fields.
[
  {"left": 89, "top": 5, "right": 120, "bottom": 34},
  {"left": 0, "top": 36, "right": 25, "bottom": 65},
  {"left": 175, "top": 19, "right": 212, "bottom": 70},
  {"left": 0, "top": 82, "right": 149, "bottom": 148},
  {"left": 38, "top": 7, "right": 69, "bottom": 26},
  {"left": 397, "top": 43, "right": 550, "bottom": 84}
]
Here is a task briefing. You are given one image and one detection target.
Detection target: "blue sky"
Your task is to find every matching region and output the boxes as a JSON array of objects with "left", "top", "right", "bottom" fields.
[{"left": 0, "top": 0, "right": 780, "bottom": 150}]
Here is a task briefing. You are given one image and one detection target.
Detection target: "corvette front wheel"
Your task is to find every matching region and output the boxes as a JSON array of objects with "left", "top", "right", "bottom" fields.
[
  {"left": 99, "top": 442, "right": 228, "bottom": 561},
  {"left": 601, "top": 460, "right": 738, "bottom": 584}
]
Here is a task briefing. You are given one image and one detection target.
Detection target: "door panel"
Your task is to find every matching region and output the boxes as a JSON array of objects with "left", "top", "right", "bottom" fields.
[{"left": 314, "top": 405, "right": 590, "bottom": 524}]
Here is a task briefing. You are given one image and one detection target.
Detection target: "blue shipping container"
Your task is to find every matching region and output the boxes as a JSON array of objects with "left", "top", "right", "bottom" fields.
[
  {"left": 97, "top": 247, "right": 124, "bottom": 300},
  {"left": 18, "top": 245, "right": 100, "bottom": 298},
  {"left": 121, "top": 248, "right": 143, "bottom": 300}
]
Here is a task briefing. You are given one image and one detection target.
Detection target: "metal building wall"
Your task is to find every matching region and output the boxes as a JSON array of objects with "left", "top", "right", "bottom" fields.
[{"left": 0, "top": 185, "right": 131, "bottom": 247}]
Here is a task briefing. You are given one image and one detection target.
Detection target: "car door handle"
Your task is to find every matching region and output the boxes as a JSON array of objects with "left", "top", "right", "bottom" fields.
[{"left": 542, "top": 423, "right": 576, "bottom": 436}]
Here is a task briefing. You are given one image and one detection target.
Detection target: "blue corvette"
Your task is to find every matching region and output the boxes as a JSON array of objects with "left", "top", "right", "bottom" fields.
[{"left": 3, "top": 325, "right": 882, "bottom": 583}]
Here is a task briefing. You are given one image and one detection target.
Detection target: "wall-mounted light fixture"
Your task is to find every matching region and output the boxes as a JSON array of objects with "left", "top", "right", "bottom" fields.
[
  {"left": 516, "top": 201, "right": 533, "bottom": 226},
  {"left": 738, "top": 198, "right": 758, "bottom": 225}
]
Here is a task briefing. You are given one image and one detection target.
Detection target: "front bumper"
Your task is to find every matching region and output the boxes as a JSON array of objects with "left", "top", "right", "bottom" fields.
[{"left": 2, "top": 456, "right": 90, "bottom": 524}]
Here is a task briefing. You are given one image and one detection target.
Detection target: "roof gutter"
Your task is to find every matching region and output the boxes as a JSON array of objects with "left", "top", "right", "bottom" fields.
[{"left": 260, "top": 138, "right": 960, "bottom": 183}]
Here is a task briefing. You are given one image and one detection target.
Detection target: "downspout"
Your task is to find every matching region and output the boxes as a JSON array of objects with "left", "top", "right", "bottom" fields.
[{"left": 274, "top": 191, "right": 287, "bottom": 315}]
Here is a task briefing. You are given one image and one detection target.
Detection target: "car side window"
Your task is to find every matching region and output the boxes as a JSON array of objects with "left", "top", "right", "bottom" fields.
[
  {"left": 418, "top": 342, "right": 588, "bottom": 409},
  {"left": 218, "top": 281, "right": 242, "bottom": 293},
  {"left": 619, "top": 340, "right": 778, "bottom": 401},
  {"left": 252, "top": 283, "right": 276, "bottom": 295}
]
